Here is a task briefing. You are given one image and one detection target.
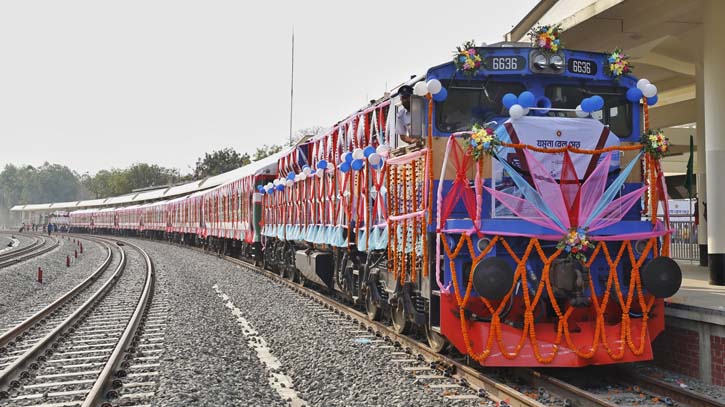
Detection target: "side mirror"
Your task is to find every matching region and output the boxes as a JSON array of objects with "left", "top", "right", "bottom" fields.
[{"left": 409, "top": 95, "right": 427, "bottom": 138}]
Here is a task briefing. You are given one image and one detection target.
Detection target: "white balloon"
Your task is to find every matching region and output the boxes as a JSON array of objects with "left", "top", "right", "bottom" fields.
[
  {"left": 285, "top": 180, "right": 293, "bottom": 187},
  {"left": 352, "top": 148, "right": 364, "bottom": 160},
  {"left": 642, "top": 83, "right": 658, "bottom": 98},
  {"left": 302, "top": 166, "right": 312, "bottom": 175},
  {"left": 637, "top": 78, "right": 650, "bottom": 91},
  {"left": 368, "top": 153, "right": 382, "bottom": 166},
  {"left": 575, "top": 105, "right": 589, "bottom": 118},
  {"left": 273, "top": 179, "right": 280, "bottom": 186},
  {"left": 426, "top": 79, "right": 442, "bottom": 95},
  {"left": 413, "top": 82, "right": 428, "bottom": 96},
  {"left": 294, "top": 174, "right": 300, "bottom": 181},
  {"left": 316, "top": 168, "right": 324, "bottom": 178},
  {"left": 376, "top": 144, "right": 390, "bottom": 155},
  {"left": 266, "top": 182, "right": 273, "bottom": 189},
  {"left": 509, "top": 104, "right": 525, "bottom": 119},
  {"left": 298, "top": 173, "right": 307, "bottom": 181}
]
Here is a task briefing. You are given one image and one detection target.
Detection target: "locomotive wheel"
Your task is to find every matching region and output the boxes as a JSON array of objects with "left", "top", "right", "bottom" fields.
[
  {"left": 425, "top": 325, "right": 449, "bottom": 353},
  {"left": 390, "top": 298, "right": 410, "bottom": 334},
  {"left": 364, "top": 286, "right": 381, "bottom": 321},
  {"left": 283, "top": 266, "right": 295, "bottom": 281}
]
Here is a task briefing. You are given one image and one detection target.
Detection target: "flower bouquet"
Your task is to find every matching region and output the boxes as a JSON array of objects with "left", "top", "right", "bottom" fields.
[
  {"left": 528, "top": 24, "right": 563, "bottom": 54},
  {"left": 605, "top": 47, "right": 633, "bottom": 78},
  {"left": 453, "top": 40, "right": 483, "bottom": 77},
  {"left": 557, "top": 227, "right": 595, "bottom": 263},
  {"left": 468, "top": 123, "right": 500, "bottom": 161},
  {"left": 641, "top": 129, "right": 669, "bottom": 160}
]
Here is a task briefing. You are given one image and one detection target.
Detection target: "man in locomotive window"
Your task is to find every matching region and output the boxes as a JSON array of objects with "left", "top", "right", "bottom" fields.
[{"left": 395, "top": 85, "right": 419, "bottom": 145}]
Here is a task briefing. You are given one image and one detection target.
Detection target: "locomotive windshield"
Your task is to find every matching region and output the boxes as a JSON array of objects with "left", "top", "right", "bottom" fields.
[
  {"left": 545, "top": 85, "right": 632, "bottom": 137},
  {"left": 435, "top": 81, "right": 525, "bottom": 132}
]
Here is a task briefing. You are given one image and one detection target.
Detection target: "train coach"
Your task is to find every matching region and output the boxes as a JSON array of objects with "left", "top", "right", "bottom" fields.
[{"left": 69, "top": 38, "right": 681, "bottom": 368}]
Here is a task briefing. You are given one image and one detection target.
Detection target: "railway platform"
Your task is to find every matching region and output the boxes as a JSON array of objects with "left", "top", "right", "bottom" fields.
[{"left": 654, "top": 261, "right": 725, "bottom": 386}]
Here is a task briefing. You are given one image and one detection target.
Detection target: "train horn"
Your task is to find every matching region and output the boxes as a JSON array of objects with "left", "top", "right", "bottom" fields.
[
  {"left": 534, "top": 96, "right": 552, "bottom": 116},
  {"left": 641, "top": 256, "right": 682, "bottom": 298},
  {"left": 472, "top": 257, "right": 514, "bottom": 300}
]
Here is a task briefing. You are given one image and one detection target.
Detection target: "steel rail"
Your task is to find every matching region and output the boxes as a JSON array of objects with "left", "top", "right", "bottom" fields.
[
  {"left": 0, "top": 239, "right": 113, "bottom": 349},
  {"left": 0, "top": 243, "right": 127, "bottom": 392},
  {"left": 0, "top": 234, "right": 61, "bottom": 269},
  {"left": 0, "top": 235, "right": 43, "bottom": 262},
  {"left": 81, "top": 238, "right": 155, "bottom": 407},
  {"left": 618, "top": 369, "right": 725, "bottom": 407}
]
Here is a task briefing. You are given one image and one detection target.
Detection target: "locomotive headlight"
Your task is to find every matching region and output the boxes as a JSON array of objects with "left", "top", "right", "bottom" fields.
[
  {"left": 641, "top": 256, "right": 682, "bottom": 298},
  {"left": 550, "top": 54, "right": 565, "bottom": 71},
  {"left": 634, "top": 239, "right": 649, "bottom": 255},
  {"left": 476, "top": 237, "right": 492, "bottom": 253},
  {"left": 472, "top": 257, "right": 514, "bottom": 300},
  {"left": 533, "top": 54, "right": 548, "bottom": 70}
]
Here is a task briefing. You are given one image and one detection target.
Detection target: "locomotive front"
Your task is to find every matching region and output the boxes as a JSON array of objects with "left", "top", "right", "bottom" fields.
[{"left": 427, "top": 44, "right": 681, "bottom": 366}]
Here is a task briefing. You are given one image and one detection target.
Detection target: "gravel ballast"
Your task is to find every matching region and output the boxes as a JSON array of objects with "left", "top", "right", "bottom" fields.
[
  {"left": 0, "top": 235, "right": 109, "bottom": 331},
  {"left": 133, "top": 239, "right": 476, "bottom": 407}
]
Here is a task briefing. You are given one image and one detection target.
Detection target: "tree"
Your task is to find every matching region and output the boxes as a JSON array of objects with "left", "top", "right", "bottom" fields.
[
  {"left": 252, "top": 144, "right": 284, "bottom": 161},
  {"left": 193, "top": 147, "right": 250, "bottom": 179},
  {"left": 125, "top": 163, "right": 180, "bottom": 191},
  {"left": 0, "top": 163, "right": 87, "bottom": 226},
  {"left": 82, "top": 163, "right": 181, "bottom": 198}
]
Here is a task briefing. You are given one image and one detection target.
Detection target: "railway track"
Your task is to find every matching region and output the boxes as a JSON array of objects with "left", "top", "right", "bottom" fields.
[
  {"left": 0, "top": 234, "right": 61, "bottom": 269},
  {"left": 213, "top": 249, "right": 722, "bottom": 407},
  {"left": 0, "top": 237, "right": 158, "bottom": 407}
]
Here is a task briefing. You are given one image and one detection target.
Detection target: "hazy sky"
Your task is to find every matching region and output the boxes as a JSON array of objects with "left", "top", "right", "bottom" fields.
[{"left": 0, "top": 0, "right": 537, "bottom": 175}]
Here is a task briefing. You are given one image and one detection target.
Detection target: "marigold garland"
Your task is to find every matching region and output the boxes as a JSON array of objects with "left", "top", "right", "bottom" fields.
[{"left": 442, "top": 232, "right": 660, "bottom": 364}]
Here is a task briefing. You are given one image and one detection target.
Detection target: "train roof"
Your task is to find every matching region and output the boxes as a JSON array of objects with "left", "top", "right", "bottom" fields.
[
  {"left": 165, "top": 180, "right": 205, "bottom": 197},
  {"left": 133, "top": 188, "right": 168, "bottom": 203}
]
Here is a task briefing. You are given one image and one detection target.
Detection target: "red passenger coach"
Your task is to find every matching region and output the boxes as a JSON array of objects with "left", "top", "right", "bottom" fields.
[{"left": 117, "top": 205, "right": 141, "bottom": 232}]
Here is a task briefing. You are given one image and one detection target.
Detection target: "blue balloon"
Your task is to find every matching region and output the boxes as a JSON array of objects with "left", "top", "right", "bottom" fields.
[
  {"left": 590, "top": 95, "right": 605, "bottom": 111},
  {"left": 626, "top": 87, "right": 643, "bottom": 103},
  {"left": 286, "top": 171, "right": 295, "bottom": 181},
  {"left": 502, "top": 93, "right": 518, "bottom": 109},
  {"left": 351, "top": 159, "right": 364, "bottom": 171},
  {"left": 518, "top": 91, "right": 536, "bottom": 108},
  {"left": 317, "top": 159, "right": 328, "bottom": 170},
  {"left": 432, "top": 87, "right": 448, "bottom": 102},
  {"left": 257, "top": 185, "right": 264, "bottom": 192},
  {"left": 275, "top": 184, "right": 284, "bottom": 191},
  {"left": 339, "top": 161, "right": 351, "bottom": 173},
  {"left": 363, "top": 146, "right": 376, "bottom": 158},
  {"left": 647, "top": 95, "right": 658, "bottom": 106},
  {"left": 343, "top": 152, "right": 353, "bottom": 163},
  {"left": 371, "top": 158, "right": 385, "bottom": 171},
  {"left": 581, "top": 97, "right": 594, "bottom": 113}
]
